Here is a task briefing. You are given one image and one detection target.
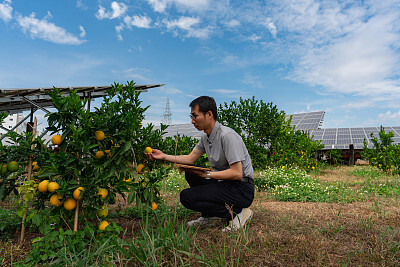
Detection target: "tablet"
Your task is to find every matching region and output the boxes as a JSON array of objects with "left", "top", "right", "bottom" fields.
[{"left": 175, "top": 164, "right": 211, "bottom": 172}]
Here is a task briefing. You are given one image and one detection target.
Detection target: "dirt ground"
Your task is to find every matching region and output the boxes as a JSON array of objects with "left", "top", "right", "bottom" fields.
[{"left": 2, "top": 166, "right": 400, "bottom": 266}]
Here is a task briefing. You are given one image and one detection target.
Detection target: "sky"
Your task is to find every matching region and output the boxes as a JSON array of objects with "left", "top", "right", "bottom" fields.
[{"left": 1, "top": 0, "right": 400, "bottom": 132}]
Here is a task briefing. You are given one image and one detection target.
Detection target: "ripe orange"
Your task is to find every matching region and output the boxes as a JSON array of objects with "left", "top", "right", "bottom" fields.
[
  {"left": 0, "top": 164, "right": 7, "bottom": 175},
  {"left": 63, "top": 198, "right": 77, "bottom": 210},
  {"left": 151, "top": 202, "right": 158, "bottom": 210},
  {"left": 48, "top": 182, "right": 60, "bottom": 193},
  {"left": 38, "top": 180, "right": 50, "bottom": 192},
  {"left": 95, "top": 151, "right": 104, "bottom": 159},
  {"left": 105, "top": 150, "right": 111, "bottom": 157},
  {"left": 32, "top": 162, "right": 39, "bottom": 170},
  {"left": 123, "top": 177, "right": 132, "bottom": 183},
  {"left": 73, "top": 187, "right": 85, "bottom": 200},
  {"left": 137, "top": 164, "right": 145, "bottom": 174},
  {"left": 139, "top": 122, "right": 142, "bottom": 128},
  {"left": 51, "top": 135, "right": 62, "bottom": 145},
  {"left": 97, "top": 206, "right": 108, "bottom": 218},
  {"left": 145, "top": 147, "right": 153, "bottom": 153},
  {"left": 7, "top": 161, "right": 19, "bottom": 172},
  {"left": 99, "top": 220, "right": 109, "bottom": 230},
  {"left": 95, "top": 131, "right": 105, "bottom": 141},
  {"left": 97, "top": 188, "right": 108, "bottom": 199},
  {"left": 50, "top": 193, "right": 63, "bottom": 207}
]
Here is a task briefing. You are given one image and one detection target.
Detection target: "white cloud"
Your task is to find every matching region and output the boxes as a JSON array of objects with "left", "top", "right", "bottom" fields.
[
  {"left": 265, "top": 18, "right": 277, "bottom": 38},
  {"left": 242, "top": 72, "right": 263, "bottom": 88},
  {"left": 0, "top": 0, "right": 12, "bottom": 22},
  {"left": 16, "top": 13, "right": 86, "bottom": 45},
  {"left": 76, "top": 0, "right": 87, "bottom": 10},
  {"left": 247, "top": 34, "right": 261, "bottom": 42},
  {"left": 95, "top": 1, "right": 127, "bottom": 20},
  {"left": 225, "top": 19, "right": 240, "bottom": 28},
  {"left": 165, "top": 16, "right": 212, "bottom": 38},
  {"left": 378, "top": 111, "right": 400, "bottom": 121},
  {"left": 124, "top": 15, "right": 152, "bottom": 29},
  {"left": 146, "top": 0, "right": 209, "bottom": 13},
  {"left": 146, "top": 0, "right": 169, "bottom": 13},
  {"left": 112, "top": 67, "right": 152, "bottom": 83},
  {"left": 115, "top": 23, "right": 124, "bottom": 40},
  {"left": 173, "top": 0, "right": 210, "bottom": 10},
  {"left": 79, "top": 25, "right": 86, "bottom": 38}
]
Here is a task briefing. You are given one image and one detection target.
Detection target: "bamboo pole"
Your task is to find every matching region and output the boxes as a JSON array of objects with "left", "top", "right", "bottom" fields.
[
  {"left": 20, "top": 117, "right": 37, "bottom": 242},
  {"left": 73, "top": 199, "right": 79, "bottom": 232}
]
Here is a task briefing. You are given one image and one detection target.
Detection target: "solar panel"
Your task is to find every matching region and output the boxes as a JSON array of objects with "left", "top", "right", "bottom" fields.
[
  {"left": 285, "top": 111, "right": 325, "bottom": 130},
  {"left": 312, "top": 126, "right": 400, "bottom": 150}
]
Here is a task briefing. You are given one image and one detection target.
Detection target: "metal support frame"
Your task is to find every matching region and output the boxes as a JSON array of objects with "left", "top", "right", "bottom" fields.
[
  {"left": 22, "top": 96, "right": 50, "bottom": 113},
  {"left": 0, "top": 109, "right": 37, "bottom": 141}
]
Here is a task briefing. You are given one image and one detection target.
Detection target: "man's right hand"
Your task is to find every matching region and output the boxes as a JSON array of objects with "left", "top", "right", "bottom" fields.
[{"left": 145, "top": 148, "right": 165, "bottom": 161}]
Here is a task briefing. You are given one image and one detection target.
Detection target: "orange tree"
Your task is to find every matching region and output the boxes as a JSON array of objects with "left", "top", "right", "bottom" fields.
[{"left": 34, "top": 81, "right": 168, "bottom": 227}]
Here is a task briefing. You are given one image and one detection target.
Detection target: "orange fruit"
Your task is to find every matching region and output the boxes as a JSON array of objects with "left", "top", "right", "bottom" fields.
[
  {"left": 73, "top": 187, "right": 85, "bottom": 200},
  {"left": 38, "top": 180, "right": 50, "bottom": 192},
  {"left": 63, "top": 198, "right": 77, "bottom": 210},
  {"left": 97, "top": 188, "right": 108, "bottom": 199},
  {"left": 123, "top": 177, "right": 132, "bottom": 183},
  {"left": 48, "top": 182, "right": 60, "bottom": 193},
  {"left": 105, "top": 150, "right": 111, "bottom": 157},
  {"left": 32, "top": 162, "right": 39, "bottom": 170},
  {"left": 151, "top": 202, "right": 158, "bottom": 210},
  {"left": 7, "top": 161, "right": 18, "bottom": 172},
  {"left": 96, "top": 151, "right": 104, "bottom": 159},
  {"left": 145, "top": 147, "right": 153, "bottom": 153},
  {"left": 137, "top": 164, "right": 145, "bottom": 174},
  {"left": 50, "top": 193, "right": 63, "bottom": 207},
  {"left": 51, "top": 135, "right": 62, "bottom": 145},
  {"left": 99, "top": 220, "right": 109, "bottom": 230},
  {"left": 139, "top": 123, "right": 142, "bottom": 128},
  {"left": 95, "top": 131, "right": 105, "bottom": 141},
  {"left": 97, "top": 206, "right": 108, "bottom": 218},
  {"left": 0, "top": 164, "right": 8, "bottom": 175}
]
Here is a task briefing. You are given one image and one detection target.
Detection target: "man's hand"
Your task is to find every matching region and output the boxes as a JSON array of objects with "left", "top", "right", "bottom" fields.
[{"left": 145, "top": 148, "right": 166, "bottom": 161}]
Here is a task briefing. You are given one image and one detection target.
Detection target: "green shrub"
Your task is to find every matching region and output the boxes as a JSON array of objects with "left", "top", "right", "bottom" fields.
[
  {"left": 0, "top": 209, "right": 21, "bottom": 240},
  {"left": 363, "top": 126, "right": 400, "bottom": 174},
  {"left": 218, "top": 97, "right": 324, "bottom": 170}
]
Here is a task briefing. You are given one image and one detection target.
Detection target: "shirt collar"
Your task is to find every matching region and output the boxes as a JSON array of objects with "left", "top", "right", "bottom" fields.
[{"left": 207, "top": 121, "right": 220, "bottom": 144}]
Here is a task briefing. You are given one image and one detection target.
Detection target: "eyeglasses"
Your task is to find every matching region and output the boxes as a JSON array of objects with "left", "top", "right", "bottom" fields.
[{"left": 189, "top": 112, "right": 206, "bottom": 120}]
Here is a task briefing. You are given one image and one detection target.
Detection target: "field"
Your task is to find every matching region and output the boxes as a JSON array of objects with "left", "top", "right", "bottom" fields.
[{"left": 1, "top": 164, "right": 400, "bottom": 266}]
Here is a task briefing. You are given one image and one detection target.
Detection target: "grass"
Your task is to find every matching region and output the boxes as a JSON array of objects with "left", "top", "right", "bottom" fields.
[{"left": 1, "top": 165, "right": 400, "bottom": 266}]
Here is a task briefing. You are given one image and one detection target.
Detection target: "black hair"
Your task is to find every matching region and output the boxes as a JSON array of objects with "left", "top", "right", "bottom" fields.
[{"left": 189, "top": 96, "right": 218, "bottom": 120}]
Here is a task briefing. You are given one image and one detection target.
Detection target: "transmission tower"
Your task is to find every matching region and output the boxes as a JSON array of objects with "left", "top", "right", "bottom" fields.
[{"left": 162, "top": 98, "right": 172, "bottom": 125}]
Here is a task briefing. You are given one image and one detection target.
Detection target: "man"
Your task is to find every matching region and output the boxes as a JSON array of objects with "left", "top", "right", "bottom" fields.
[{"left": 146, "top": 96, "right": 254, "bottom": 231}]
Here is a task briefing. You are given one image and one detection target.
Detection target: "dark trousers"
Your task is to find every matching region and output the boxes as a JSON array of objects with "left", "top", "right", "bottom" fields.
[{"left": 180, "top": 172, "right": 254, "bottom": 220}]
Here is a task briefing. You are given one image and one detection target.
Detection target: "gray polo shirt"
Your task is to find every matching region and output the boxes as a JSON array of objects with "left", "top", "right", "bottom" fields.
[{"left": 195, "top": 121, "right": 254, "bottom": 180}]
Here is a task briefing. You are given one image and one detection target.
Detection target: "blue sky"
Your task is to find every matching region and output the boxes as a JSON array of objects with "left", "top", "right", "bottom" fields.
[{"left": 1, "top": 0, "right": 400, "bottom": 131}]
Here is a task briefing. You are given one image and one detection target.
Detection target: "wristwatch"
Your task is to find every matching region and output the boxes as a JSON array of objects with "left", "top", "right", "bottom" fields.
[{"left": 205, "top": 171, "right": 211, "bottom": 179}]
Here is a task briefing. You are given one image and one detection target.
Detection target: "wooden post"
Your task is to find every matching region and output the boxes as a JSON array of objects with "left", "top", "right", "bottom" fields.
[
  {"left": 74, "top": 200, "right": 79, "bottom": 232},
  {"left": 350, "top": 144, "right": 355, "bottom": 165},
  {"left": 20, "top": 117, "right": 37, "bottom": 242}
]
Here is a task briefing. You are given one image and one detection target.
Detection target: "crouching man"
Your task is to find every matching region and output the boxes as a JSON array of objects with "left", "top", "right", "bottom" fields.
[{"left": 146, "top": 96, "right": 254, "bottom": 231}]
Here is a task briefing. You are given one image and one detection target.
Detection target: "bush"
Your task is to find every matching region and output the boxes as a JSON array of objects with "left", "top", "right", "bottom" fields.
[
  {"left": 218, "top": 97, "right": 324, "bottom": 170},
  {"left": 363, "top": 126, "right": 400, "bottom": 174},
  {"left": 0, "top": 209, "right": 21, "bottom": 240}
]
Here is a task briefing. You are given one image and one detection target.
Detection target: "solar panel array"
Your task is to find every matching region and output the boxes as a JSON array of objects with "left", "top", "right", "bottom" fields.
[
  {"left": 158, "top": 124, "right": 203, "bottom": 139},
  {"left": 155, "top": 111, "right": 400, "bottom": 151},
  {"left": 309, "top": 127, "right": 400, "bottom": 150},
  {"left": 285, "top": 111, "right": 325, "bottom": 130}
]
